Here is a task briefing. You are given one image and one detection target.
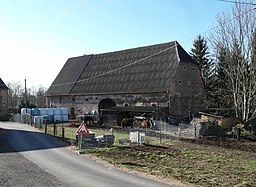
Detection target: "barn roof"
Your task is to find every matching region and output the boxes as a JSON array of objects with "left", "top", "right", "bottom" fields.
[
  {"left": 46, "top": 55, "right": 93, "bottom": 95},
  {"left": 0, "top": 78, "right": 8, "bottom": 90},
  {"left": 46, "top": 41, "right": 194, "bottom": 96}
]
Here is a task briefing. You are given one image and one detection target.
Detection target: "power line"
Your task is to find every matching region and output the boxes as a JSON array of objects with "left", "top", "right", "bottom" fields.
[
  {"left": 50, "top": 3, "right": 256, "bottom": 88},
  {"left": 218, "top": 0, "right": 256, "bottom": 5}
]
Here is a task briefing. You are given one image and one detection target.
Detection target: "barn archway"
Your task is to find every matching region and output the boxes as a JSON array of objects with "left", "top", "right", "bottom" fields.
[
  {"left": 98, "top": 99, "right": 116, "bottom": 125},
  {"left": 98, "top": 99, "right": 116, "bottom": 113}
]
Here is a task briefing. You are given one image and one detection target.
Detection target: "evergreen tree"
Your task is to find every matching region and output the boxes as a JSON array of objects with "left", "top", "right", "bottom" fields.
[
  {"left": 190, "top": 35, "right": 213, "bottom": 86},
  {"left": 213, "top": 46, "right": 232, "bottom": 108},
  {"left": 190, "top": 35, "right": 213, "bottom": 108}
]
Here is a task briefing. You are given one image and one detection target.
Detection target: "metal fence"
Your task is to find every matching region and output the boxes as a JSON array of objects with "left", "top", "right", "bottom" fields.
[
  {"left": 152, "top": 120, "right": 199, "bottom": 139},
  {"left": 16, "top": 114, "right": 211, "bottom": 149}
]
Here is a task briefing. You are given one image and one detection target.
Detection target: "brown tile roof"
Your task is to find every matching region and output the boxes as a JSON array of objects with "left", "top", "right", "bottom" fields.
[{"left": 46, "top": 41, "right": 194, "bottom": 96}]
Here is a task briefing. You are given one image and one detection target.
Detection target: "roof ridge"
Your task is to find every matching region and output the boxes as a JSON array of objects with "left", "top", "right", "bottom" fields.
[
  {"left": 95, "top": 41, "right": 176, "bottom": 56},
  {"left": 69, "top": 41, "right": 177, "bottom": 58}
]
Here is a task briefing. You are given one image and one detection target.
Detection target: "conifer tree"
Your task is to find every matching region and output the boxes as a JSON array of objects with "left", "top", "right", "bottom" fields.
[
  {"left": 190, "top": 35, "right": 213, "bottom": 108},
  {"left": 190, "top": 35, "right": 213, "bottom": 86}
]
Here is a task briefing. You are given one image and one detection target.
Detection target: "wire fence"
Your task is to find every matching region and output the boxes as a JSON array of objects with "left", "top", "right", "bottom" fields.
[{"left": 16, "top": 114, "right": 211, "bottom": 149}]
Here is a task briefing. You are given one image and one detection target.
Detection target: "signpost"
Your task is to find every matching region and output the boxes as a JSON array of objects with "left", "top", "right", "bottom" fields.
[
  {"left": 76, "top": 121, "right": 89, "bottom": 134},
  {"left": 76, "top": 121, "right": 114, "bottom": 151},
  {"left": 76, "top": 121, "right": 95, "bottom": 151}
]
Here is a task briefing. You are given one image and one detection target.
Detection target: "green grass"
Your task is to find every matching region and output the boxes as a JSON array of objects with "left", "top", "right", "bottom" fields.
[
  {"left": 37, "top": 123, "right": 256, "bottom": 186},
  {"left": 40, "top": 123, "right": 170, "bottom": 146},
  {"left": 40, "top": 124, "right": 131, "bottom": 145},
  {"left": 86, "top": 144, "right": 256, "bottom": 186}
]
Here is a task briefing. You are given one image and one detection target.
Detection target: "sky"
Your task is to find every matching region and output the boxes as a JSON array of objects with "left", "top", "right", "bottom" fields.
[{"left": 0, "top": 0, "right": 233, "bottom": 89}]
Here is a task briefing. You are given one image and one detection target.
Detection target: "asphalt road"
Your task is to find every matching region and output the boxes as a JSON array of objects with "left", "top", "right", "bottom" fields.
[{"left": 0, "top": 122, "right": 175, "bottom": 187}]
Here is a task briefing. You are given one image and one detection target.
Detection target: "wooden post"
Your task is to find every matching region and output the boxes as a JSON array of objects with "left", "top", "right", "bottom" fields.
[
  {"left": 30, "top": 115, "right": 33, "bottom": 126},
  {"left": 160, "top": 126, "right": 162, "bottom": 144},
  {"left": 178, "top": 127, "right": 181, "bottom": 140},
  {"left": 45, "top": 123, "right": 47, "bottom": 134},
  {"left": 194, "top": 124, "right": 197, "bottom": 138},
  {"left": 53, "top": 123, "right": 56, "bottom": 135},
  {"left": 62, "top": 124, "right": 65, "bottom": 141},
  {"left": 79, "top": 134, "right": 82, "bottom": 150}
]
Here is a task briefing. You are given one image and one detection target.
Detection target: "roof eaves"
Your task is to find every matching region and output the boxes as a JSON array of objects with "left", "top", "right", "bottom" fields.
[
  {"left": 54, "top": 89, "right": 169, "bottom": 97},
  {"left": 174, "top": 41, "right": 181, "bottom": 63}
]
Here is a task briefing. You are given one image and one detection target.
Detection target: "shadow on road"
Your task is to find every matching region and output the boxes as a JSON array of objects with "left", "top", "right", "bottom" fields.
[{"left": 0, "top": 128, "right": 69, "bottom": 153}]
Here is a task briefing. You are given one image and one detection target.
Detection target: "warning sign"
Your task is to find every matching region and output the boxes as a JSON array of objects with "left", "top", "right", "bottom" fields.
[{"left": 76, "top": 121, "right": 89, "bottom": 134}]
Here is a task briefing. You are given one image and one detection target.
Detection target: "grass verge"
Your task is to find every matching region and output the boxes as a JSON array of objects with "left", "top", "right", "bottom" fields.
[
  {"left": 38, "top": 123, "right": 256, "bottom": 186},
  {"left": 85, "top": 142, "right": 256, "bottom": 186}
]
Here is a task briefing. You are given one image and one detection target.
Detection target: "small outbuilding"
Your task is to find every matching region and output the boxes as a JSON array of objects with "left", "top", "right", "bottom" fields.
[{"left": 199, "top": 112, "right": 237, "bottom": 128}]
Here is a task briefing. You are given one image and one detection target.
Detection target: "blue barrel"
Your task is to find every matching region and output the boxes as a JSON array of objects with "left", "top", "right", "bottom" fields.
[
  {"left": 48, "top": 115, "right": 54, "bottom": 123},
  {"left": 31, "top": 108, "right": 40, "bottom": 116}
]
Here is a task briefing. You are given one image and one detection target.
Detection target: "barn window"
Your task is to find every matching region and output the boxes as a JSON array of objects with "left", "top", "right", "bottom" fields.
[
  {"left": 151, "top": 102, "right": 157, "bottom": 107},
  {"left": 196, "top": 82, "right": 199, "bottom": 86},
  {"left": 72, "top": 95, "right": 75, "bottom": 102},
  {"left": 178, "top": 80, "right": 182, "bottom": 85},
  {"left": 192, "top": 67, "right": 196, "bottom": 71},
  {"left": 188, "top": 81, "right": 191, "bottom": 85},
  {"left": 183, "top": 66, "right": 187, "bottom": 70},
  {"left": 123, "top": 103, "right": 129, "bottom": 107}
]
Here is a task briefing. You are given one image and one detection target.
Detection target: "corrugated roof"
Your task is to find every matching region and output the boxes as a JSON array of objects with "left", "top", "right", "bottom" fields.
[
  {"left": 46, "top": 41, "right": 194, "bottom": 96},
  {"left": 0, "top": 78, "right": 8, "bottom": 89}
]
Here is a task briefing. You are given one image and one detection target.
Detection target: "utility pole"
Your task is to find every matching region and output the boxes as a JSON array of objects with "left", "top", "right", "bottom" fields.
[{"left": 24, "top": 79, "right": 27, "bottom": 113}]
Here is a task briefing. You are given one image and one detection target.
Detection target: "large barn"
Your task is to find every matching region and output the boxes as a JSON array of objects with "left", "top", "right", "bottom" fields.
[
  {"left": 0, "top": 78, "right": 9, "bottom": 121},
  {"left": 46, "top": 41, "right": 204, "bottom": 124}
]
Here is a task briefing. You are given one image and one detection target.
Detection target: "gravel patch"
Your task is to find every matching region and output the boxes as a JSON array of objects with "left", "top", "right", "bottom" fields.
[{"left": 0, "top": 129, "right": 70, "bottom": 187}]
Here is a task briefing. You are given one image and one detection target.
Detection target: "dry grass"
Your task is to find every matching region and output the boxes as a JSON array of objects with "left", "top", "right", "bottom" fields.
[
  {"left": 40, "top": 124, "right": 256, "bottom": 186},
  {"left": 86, "top": 140, "right": 256, "bottom": 186}
]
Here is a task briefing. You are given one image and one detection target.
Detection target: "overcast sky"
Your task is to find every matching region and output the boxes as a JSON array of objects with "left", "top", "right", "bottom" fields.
[{"left": 0, "top": 0, "right": 233, "bottom": 89}]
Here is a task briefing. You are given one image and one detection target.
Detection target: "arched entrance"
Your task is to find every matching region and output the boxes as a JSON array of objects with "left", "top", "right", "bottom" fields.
[
  {"left": 98, "top": 99, "right": 116, "bottom": 125},
  {"left": 98, "top": 99, "right": 116, "bottom": 113}
]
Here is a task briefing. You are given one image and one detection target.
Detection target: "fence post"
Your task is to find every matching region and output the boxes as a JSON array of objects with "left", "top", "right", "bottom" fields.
[
  {"left": 194, "top": 124, "right": 197, "bottom": 138},
  {"left": 30, "top": 115, "right": 33, "bottom": 126},
  {"left": 178, "top": 127, "right": 181, "bottom": 140},
  {"left": 62, "top": 124, "right": 65, "bottom": 141},
  {"left": 54, "top": 123, "right": 56, "bottom": 135},
  {"left": 45, "top": 123, "right": 47, "bottom": 134},
  {"left": 159, "top": 122, "right": 162, "bottom": 144}
]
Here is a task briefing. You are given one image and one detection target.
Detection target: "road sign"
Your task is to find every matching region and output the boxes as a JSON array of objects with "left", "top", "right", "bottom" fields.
[{"left": 76, "top": 121, "right": 89, "bottom": 134}]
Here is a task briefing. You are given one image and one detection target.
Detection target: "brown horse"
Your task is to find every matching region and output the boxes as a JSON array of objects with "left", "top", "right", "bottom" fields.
[
  {"left": 140, "top": 119, "right": 150, "bottom": 128},
  {"left": 121, "top": 117, "right": 134, "bottom": 128}
]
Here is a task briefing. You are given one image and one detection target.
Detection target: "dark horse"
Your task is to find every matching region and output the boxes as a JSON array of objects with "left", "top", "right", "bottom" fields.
[{"left": 121, "top": 117, "right": 134, "bottom": 128}]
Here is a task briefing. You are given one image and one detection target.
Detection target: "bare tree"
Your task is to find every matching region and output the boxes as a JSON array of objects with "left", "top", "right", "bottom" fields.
[
  {"left": 7, "top": 82, "right": 47, "bottom": 112},
  {"left": 34, "top": 85, "right": 47, "bottom": 108},
  {"left": 210, "top": 3, "right": 256, "bottom": 128},
  {"left": 7, "top": 81, "right": 24, "bottom": 113}
]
